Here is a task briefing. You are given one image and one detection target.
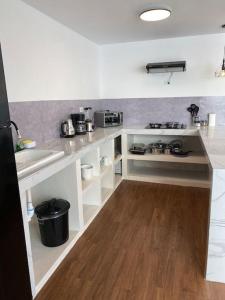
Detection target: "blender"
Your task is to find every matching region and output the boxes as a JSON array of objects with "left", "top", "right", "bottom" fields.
[{"left": 84, "top": 107, "right": 94, "bottom": 132}]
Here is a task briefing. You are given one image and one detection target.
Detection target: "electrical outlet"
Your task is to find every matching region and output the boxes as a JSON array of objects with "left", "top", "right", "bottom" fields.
[{"left": 79, "top": 107, "right": 84, "bottom": 113}]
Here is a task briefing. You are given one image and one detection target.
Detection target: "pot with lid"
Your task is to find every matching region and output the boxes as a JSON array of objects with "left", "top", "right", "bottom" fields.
[{"left": 35, "top": 198, "right": 70, "bottom": 247}]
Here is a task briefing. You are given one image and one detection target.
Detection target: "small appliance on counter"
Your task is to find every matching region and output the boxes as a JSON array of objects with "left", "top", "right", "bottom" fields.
[
  {"left": 94, "top": 110, "right": 123, "bottom": 128},
  {"left": 60, "top": 119, "right": 75, "bottom": 138},
  {"left": 71, "top": 113, "right": 87, "bottom": 135},
  {"left": 84, "top": 107, "right": 94, "bottom": 132}
]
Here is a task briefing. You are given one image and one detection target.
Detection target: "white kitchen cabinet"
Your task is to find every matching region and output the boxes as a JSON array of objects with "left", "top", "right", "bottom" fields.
[
  {"left": 18, "top": 132, "right": 123, "bottom": 297},
  {"left": 19, "top": 157, "right": 82, "bottom": 296},
  {"left": 18, "top": 128, "right": 214, "bottom": 298},
  {"left": 17, "top": 126, "right": 225, "bottom": 292}
]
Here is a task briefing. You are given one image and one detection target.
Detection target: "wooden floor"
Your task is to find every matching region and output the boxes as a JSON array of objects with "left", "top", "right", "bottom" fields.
[{"left": 36, "top": 181, "right": 225, "bottom": 300}]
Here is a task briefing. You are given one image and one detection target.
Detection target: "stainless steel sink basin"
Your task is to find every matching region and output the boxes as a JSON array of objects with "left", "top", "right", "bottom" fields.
[{"left": 15, "top": 149, "right": 64, "bottom": 178}]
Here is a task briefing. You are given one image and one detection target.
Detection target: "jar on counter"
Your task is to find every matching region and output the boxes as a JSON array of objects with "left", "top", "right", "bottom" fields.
[
  {"left": 200, "top": 120, "right": 208, "bottom": 127},
  {"left": 193, "top": 116, "right": 201, "bottom": 127}
]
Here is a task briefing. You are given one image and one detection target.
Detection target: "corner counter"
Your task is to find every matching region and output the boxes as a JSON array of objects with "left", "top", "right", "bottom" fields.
[{"left": 17, "top": 125, "right": 225, "bottom": 295}]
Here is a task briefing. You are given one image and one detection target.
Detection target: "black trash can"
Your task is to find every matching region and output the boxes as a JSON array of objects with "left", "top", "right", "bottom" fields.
[{"left": 35, "top": 198, "right": 70, "bottom": 247}]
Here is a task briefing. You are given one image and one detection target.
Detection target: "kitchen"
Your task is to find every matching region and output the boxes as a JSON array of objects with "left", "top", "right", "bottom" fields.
[{"left": 1, "top": 0, "right": 225, "bottom": 299}]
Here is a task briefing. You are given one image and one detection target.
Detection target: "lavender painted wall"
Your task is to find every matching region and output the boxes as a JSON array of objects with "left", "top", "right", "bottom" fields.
[
  {"left": 9, "top": 97, "right": 225, "bottom": 145},
  {"left": 101, "top": 97, "right": 225, "bottom": 126},
  {"left": 9, "top": 99, "right": 102, "bottom": 145}
]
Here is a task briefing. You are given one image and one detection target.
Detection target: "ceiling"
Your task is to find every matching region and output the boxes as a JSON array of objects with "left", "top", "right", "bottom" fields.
[{"left": 22, "top": 0, "right": 225, "bottom": 45}]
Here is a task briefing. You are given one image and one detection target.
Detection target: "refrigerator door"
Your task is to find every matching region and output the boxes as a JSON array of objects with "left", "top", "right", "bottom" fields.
[{"left": 0, "top": 48, "right": 32, "bottom": 299}]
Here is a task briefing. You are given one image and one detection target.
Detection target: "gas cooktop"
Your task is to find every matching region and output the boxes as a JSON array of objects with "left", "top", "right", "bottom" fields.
[{"left": 145, "top": 122, "right": 187, "bottom": 129}]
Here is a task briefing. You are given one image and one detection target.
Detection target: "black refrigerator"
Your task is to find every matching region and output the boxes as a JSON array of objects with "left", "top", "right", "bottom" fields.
[{"left": 0, "top": 47, "right": 32, "bottom": 299}]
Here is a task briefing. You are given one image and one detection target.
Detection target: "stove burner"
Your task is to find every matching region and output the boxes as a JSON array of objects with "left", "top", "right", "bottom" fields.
[{"left": 145, "top": 122, "right": 186, "bottom": 129}]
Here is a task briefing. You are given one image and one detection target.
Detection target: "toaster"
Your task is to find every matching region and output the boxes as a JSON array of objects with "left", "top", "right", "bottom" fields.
[{"left": 94, "top": 110, "right": 123, "bottom": 128}]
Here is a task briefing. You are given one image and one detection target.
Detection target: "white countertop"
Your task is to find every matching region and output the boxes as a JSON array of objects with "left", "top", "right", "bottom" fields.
[
  {"left": 199, "top": 126, "right": 225, "bottom": 169},
  {"left": 40, "top": 125, "right": 199, "bottom": 154},
  {"left": 36, "top": 125, "right": 225, "bottom": 171},
  {"left": 40, "top": 126, "right": 123, "bottom": 156}
]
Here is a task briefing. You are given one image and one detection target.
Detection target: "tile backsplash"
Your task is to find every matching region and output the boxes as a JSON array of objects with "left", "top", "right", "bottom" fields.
[
  {"left": 9, "top": 99, "right": 101, "bottom": 145},
  {"left": 9, "top": 96, "right": 225, "bottom": 145}
]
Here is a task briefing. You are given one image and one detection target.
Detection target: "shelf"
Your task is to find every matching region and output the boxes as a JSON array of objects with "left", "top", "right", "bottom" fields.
[
  {"left": 127, "top": 152, "right": 207, "bottom": 165},
  {"left": 100, "top": 164, "right": 112, "bottom": 177},
  {"left": 30, "top": 222, "right": 79, "bottom": 289},
  {"left": 114, "top": 174, "right": 122, "bottom": 189},
  {"left": 82, "top": 176, "right": 99, "bottom": 192},
  {"left": 101, "top": 187, "right": 113, "bottom": 203},
  {"left": 114, "top": 154, "right": 122, "bottom": 164},
  {"left": 83, "top": 204, "right": 100, "bottom": 226},
  {"left": 127, "top": 166, "right": 210, "bottom": 188}
]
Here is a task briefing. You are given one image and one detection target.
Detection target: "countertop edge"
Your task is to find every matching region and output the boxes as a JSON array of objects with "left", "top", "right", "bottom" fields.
[{"left": 18, "top": 126, "right": 225, "bottom": 184}]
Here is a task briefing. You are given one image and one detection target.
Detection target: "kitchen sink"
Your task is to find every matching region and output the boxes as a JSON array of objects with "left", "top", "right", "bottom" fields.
[{"left": 15, "top": 149, "right": 64, "bottom": 178}]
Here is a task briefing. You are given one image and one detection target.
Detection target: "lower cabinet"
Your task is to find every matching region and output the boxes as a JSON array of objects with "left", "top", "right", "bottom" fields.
[
  {"left": 20, "top": 131, "right": 210, "bottom": 297},
  {"left": 19, "top": 134, "right": 123, "bottom": 297}
]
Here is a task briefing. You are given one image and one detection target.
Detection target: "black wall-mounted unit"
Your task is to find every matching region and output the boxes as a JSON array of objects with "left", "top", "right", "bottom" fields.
[{"left": 146, "top": 61, "right": 186, "bottom": 74}]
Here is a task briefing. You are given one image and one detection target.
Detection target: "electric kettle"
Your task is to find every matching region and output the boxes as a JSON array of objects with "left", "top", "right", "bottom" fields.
[{"left": 60, "top": 119, "right": 75, "bottom": 138}]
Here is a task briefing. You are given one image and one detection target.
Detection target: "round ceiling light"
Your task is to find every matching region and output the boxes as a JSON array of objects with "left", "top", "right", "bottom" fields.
[{"left": 139, "top": 9, "right": 171, "bottom": 22}]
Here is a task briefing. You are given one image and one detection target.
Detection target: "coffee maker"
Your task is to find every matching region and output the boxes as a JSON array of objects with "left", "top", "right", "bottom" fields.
[{"left": 71, "top": 113, "right": 86, "bottom": 135}]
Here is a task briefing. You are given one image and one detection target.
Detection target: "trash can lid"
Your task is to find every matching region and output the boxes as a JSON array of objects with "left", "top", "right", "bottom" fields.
[{"left": 35, "top": 198, "right": 70, "bottom": 220}]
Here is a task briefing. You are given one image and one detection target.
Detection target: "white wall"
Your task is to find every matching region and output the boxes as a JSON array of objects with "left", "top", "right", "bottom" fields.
[
  {"left": 1, "top": 1, "right": 225, "bottom": 102},
  {"left": 0, "top": 0, "right": 100, "bottom": 102},
  {"left": 100, "top": 34, "right": 225, "bottom": 99}
]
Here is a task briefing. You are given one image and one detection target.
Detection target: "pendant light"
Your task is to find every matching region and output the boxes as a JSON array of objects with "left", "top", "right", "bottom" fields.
[{"left": 215, "top": 47, "right": 225, "bottom": 77}]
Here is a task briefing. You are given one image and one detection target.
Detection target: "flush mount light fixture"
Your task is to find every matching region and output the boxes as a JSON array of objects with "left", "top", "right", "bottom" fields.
[
  {"left": 139, "top": 9, "right": 171, "bottom": 22},
  {"left": 215, "top": 47, "right": 225, "bottom": 78}
]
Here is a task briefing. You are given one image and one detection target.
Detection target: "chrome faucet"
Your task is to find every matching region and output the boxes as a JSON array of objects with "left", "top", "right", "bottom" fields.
[
  {"left": 10, "top": 120, "right": 23, "bottom": 151},
  {"left": 10, "top": 120, "right": 22, "bottom": 139}
]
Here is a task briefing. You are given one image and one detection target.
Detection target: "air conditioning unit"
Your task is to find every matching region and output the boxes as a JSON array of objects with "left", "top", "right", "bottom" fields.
[{"left": 146, "top": 61, "right": 186, "bottom": 74}]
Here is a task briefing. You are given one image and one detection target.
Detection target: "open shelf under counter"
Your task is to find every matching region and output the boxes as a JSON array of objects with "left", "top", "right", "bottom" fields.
[
  {"left": 127, "top": 165, "right": 210, "bottom": 188},
  {"left": 83, "top": 204, "right": 100, "bottom": 226},
  {"left": 82, "top": 176, "right": 100, "bottom": 193},
  {"left": 100, "top": 164, "right": 113, "bottom": 178},
  {"left": 127, "top": 152, "right": 208, "bottom": 165},
  {"left": 29, "top": 222, "right": 79, "bottom": 293}
]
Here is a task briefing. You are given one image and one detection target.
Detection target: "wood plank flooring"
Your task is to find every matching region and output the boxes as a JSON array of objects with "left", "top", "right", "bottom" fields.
[{"left": 36, "top": 181, "right": 225, "bottom": 300}]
